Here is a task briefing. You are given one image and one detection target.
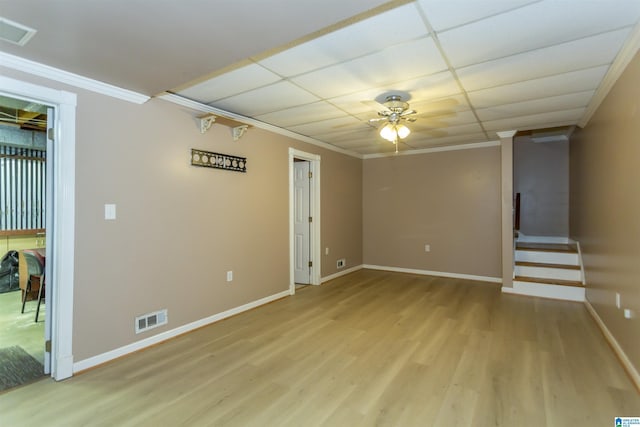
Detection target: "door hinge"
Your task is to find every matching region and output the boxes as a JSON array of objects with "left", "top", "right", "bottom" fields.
[
  {"left": 309, "top": 216, "right": 312, "bottom": 223},
  {"left": 308, "top": 171, "right": 312, "bottom": 179},
  {"left": 47, "top": 128, "right": 55, "bottom": 142},
  {"left": 45, "top": 340, "right": 52, "bottom": 353},
  {"left": 308, "top": 261, "right": 313, "bottom": 267}
]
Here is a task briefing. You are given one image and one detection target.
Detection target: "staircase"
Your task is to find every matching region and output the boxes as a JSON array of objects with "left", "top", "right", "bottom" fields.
[{"left": 511, "top": 241, "right": 585, "bottom": 301}]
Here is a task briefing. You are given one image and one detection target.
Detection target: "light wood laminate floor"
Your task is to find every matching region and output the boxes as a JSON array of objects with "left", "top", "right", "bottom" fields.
[
  {"left": 1, "top": 269, "right": 638, "bottom": 426},
  {"left": 0, "top": 289, "right": 45, "bottom": 363}
]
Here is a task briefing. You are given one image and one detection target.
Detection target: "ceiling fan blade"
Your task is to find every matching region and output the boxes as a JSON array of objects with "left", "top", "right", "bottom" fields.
[
  {"left": 415, "top": 110, "right": 456, "bottom": 120},
  {"left": 400, "top": 109, "right": 417, "bottom": 116},
  {"left": 368, "top": 117, "right": 386, "bottom": 124},
  {"left": 361, "top": 100, "right": 390, "bottom": 113}
]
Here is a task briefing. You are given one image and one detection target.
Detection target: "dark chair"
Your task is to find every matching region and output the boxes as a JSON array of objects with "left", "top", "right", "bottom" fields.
[
  {"left": 18, "top": 251, "right": 44, "bottom": 316},
  {"left": 35, "top": 272, "right": 45, "bottom": 323}
]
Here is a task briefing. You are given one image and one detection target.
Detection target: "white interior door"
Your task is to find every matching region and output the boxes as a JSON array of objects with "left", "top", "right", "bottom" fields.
[
  {"left": 44, "top": 107, "right": 53, "bottom": 375},
  {"left": 294, "top": 161, "right": 310, "bottom": 284}
]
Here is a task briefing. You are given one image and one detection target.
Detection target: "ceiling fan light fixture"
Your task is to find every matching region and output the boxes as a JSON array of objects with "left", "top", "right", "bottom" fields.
[
  {"left": 397, "top": 124, "right": 410, "bottom": 139},
  {"left": 379, "top": 123, "right": 397, "bottom": 142},
  {"left": 379, "top": 123, "right": 410, "bottom": 142}
]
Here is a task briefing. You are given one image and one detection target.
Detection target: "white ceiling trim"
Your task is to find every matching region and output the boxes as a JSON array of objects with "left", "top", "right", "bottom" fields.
[
  {"left": 578, "top": 20, "right": 640, "bottom": 128},
  {"left": 363, "top": 140, "right": 500, "bottom": 159},
  {"left": 0, "top": 51, "right": 150, "bottom": 104},
  {"left": 157, "top": 93, "right": 363, "bottom": 159}
]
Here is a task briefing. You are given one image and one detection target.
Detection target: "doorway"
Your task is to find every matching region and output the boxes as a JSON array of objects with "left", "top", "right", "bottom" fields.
[
  {"left": 0, "top": 95, "right": 49, "bottom": 390},
  {"left": 293, "top": 159, "right": 311, "bottom": 285},
  {"left": 288, "top": 148, "right": 320, "bottom": 294},
  {"left": 0, "top": 74, "right": 77, "bottom": 381}
]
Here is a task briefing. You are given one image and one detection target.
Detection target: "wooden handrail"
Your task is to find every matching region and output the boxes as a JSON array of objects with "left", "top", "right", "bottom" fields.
[{"left": 0, "top": 228, "right": 45, "bottom": 237}]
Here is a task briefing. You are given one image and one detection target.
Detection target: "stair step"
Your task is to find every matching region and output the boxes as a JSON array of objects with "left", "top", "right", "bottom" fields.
[
  {"left": 516, "top": 242, "right": 577, "bottom": 253},
  {"left": 514, "top": 275, "right": 583, "bottom": 288},
  {"left": 515, "top": 261, "right": 580, "bottom": 270}
]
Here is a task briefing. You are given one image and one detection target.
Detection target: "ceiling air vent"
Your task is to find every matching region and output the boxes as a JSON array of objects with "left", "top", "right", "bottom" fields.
[{"left": 0, "top": 17, "right": 37, "bottom": 46}]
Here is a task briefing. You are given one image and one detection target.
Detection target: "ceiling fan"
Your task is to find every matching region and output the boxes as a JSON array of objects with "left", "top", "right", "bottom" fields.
[
  {"left": 367, "top": 95, "right": 417, "bottom": 153},
  {"left": 366, "top": 95, "right": 455, "bottom": 153},
  {"left": 368, "top": 95, "right": 418, "bottom": 126}
]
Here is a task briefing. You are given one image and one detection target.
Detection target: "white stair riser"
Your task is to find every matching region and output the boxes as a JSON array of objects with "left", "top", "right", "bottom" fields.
[
  {"left": 515, "top": 250, "right": 579, "bottom": 265},
  {"left": 510, "top": 281, "right": 585, "bottom": 302},
  {"left": 515, "top": 265, "right": 581, "bottom": 281}
]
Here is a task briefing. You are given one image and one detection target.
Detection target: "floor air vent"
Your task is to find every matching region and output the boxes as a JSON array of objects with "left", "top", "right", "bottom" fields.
[{"left": 135, "top": 309, "right": 168, "bottom": 334}]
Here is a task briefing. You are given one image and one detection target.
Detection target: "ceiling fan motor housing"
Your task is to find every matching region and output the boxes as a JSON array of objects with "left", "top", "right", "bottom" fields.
[{"left": 383, "top": 95, "right": 409, "bottom": 113}]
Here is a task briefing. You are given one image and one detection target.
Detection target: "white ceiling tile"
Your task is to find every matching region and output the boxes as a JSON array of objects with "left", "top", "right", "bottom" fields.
[
  {"left": 413, "top": 122, "right": 484, "bottom": 136},
  {"left": 258, "top": 3, "right": 428, "bottom": 77},
  {"left": 291, "top": 37, "right": 448, "bottom": 99},
  {"left": 457, "top": 29, "right": 630, "bottom": 92},
  {"left": 483, "top": 108, "right": 585, "bottom": 131},
  {"left": 177, "top": 64, "right": 281, "bottom": 103},
  {"left": 329, "top": 134, "right": 379, "bottom": 147},
  {"left": 409, "top": 94, "right": 470, "bottom": 114},
  {"left": 211, "top": 81, "right": 319, "bottom": 116},
  {"left": 289, "top": 116, "right": 368, "bottom": 137},
  {"left": 439, "top": 1, "right": 640, "bottom": 68},
  {"left": 397, "top": 72, "right": 462, "bottom": 101},
  {"left": 467, "top": 66, "right": 608, "bottom": 108},
  {"left": 476, "top": 91, "right": 594, "bottom": 121},
  {"left": 254, "top": 101, "right": 345, "bottom": 127},
  {"left": 417, "top": 0, "right": 537, "bottom": 32},
  {"left": 313, "top": 127, "right": 375, "bottom": 142},
  {"left": 407, "top": 133, "right": 490, "bottom": 148},
  {"left": 435, "top": 109, "right": 478, "bottom": 126},
  {"left": 328, "top": 71, "right": 461, "bottom": 114}
]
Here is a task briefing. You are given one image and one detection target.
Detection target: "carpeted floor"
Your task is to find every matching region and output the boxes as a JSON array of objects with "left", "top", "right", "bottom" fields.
[{"left": 0, "top": 345, "right": 44, "bottom": 392}]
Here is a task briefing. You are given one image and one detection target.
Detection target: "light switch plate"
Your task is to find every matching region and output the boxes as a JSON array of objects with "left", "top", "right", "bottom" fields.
[{"left": 104, "top": 204, "right": 116, "bottom": 220}]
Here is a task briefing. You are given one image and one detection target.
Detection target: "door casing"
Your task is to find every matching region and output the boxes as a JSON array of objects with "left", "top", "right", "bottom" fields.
[{"left": 288, "top": 148, "right": 320, "bottom": 294}]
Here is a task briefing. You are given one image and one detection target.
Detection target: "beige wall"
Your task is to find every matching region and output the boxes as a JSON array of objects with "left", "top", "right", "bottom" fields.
[
  {"left": 570, "top": 52, "right": 640, "bottom": 370},
  {"left": 363, "top": 147, "right": 502, "bottom": 278},
  {"left": 514, "top": 138, "right": 569, "bottom": 237},
  {"left": 1, "top": 67, "right": 362, "bottom": 361}
]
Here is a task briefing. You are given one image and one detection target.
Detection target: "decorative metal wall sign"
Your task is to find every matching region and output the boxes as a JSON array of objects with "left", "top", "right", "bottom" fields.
[{"left": 191, "top": 149, "right": 246, "bottom": 173}]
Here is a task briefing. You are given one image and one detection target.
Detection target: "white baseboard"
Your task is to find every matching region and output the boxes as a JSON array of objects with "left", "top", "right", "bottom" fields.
[
  {"left": 72, "top": 290, "right": 290, "bottom": 373},
  {"left": 362, "top": 264, "right": 502, "bottom": 284},
  {"left": 584, "top": 299, "right": 640, "bottom": 392},
  {"left": 503, "top": 281, "right": 585, "bottom": 302},
  {"left": 516, "top": 233, "right": 572, "bottom": 244},
  {"left": 321, "top": 264, "right": 363, "bottom": 283}
]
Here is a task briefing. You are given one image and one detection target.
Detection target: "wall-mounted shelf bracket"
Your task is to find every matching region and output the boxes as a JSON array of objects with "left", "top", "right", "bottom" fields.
[
  {"left": 232, "top": 125, "right": 249, "bottom": 141},
  {"left": 197, "top": 113, "right": 251, "bottom": 139},
  {"left": 199, "top": 114, "right": 216, "bottom": 134}
]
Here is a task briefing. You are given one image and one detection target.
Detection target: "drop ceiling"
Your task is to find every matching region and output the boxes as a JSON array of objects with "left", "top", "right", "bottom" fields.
[{"left": 1, "top": 0, "right": 639, "bottom": 155}]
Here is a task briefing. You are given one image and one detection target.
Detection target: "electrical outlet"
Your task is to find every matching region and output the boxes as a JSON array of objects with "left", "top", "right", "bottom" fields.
[
  {"left": 624, "top": 309, "right": 634, "bottom": 319},
  {"left": 616, "top": 292, "right": 621, "bottom": 309},
  {"left": 425, "top": 244, "right": 431, "bottom": 252},
  {"left": 337, "top": 259, "right": 345, "bottom": 269},
  {"left": 226, "top": 271, "right": 233, "bottom": 282}
]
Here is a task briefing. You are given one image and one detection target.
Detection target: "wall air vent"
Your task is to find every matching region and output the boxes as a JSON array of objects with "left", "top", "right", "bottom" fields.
[
  {"left": 135, "top": 309, "right": 168, "bottom": 334},
  {"left": 0, "top": 17, "right": 37, "bottom": 46}
]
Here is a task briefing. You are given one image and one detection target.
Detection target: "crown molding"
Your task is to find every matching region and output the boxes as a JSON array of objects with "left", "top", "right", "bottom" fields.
[
  {"left": 362, "top": 140, "right": 500, "bottom": 159},
  {"left": 156, "top": 92, "right": 363, "bottom": 159},
  {"left": 0, "top": 51, "right": 150, "bottom": 104},
  {"left": 578, "top": 22, "right": 640, "bottom": 128}
]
